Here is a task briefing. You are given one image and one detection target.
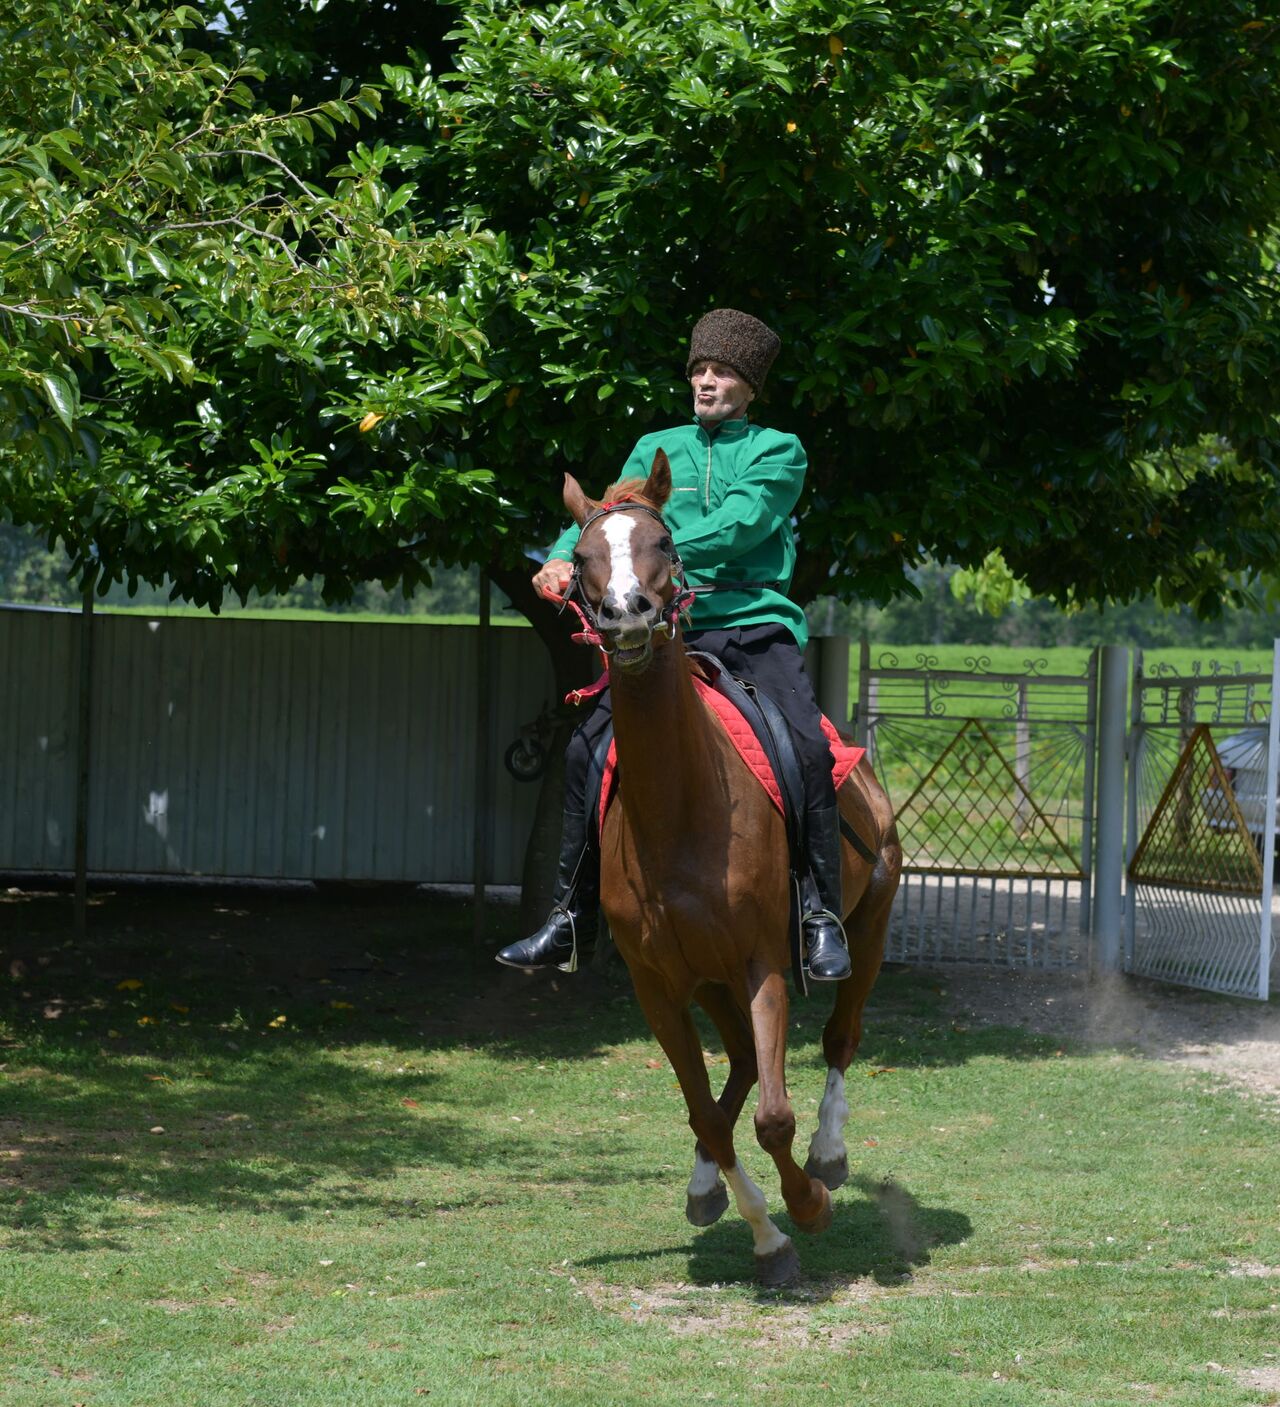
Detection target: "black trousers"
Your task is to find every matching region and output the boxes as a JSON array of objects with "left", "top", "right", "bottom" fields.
[{"left": 565, "top": 623, "right": 837, "bottom": 817}]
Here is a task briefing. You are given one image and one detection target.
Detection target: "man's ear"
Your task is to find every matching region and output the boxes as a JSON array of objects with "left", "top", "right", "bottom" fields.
[
  {"left": 644, "top": 449, "right": 673, "bottom": 509},
  {"left": 563, "top": 473, "right": 596, "bottom": 527}
]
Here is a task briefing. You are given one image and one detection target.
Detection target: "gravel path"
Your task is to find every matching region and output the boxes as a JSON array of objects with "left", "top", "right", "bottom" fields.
[{"left": 930, "top": 964, "right": 1280, "bottom": 1104}]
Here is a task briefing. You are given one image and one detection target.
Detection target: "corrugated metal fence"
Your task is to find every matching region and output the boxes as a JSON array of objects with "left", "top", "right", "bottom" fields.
[{"left": 0, "top": 605, "right": 554, "bottom": 883}]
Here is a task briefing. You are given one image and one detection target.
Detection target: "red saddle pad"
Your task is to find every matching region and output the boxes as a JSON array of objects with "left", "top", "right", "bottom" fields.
[{"left": 599, "top": 677, "right": 865, "bottom": 836}]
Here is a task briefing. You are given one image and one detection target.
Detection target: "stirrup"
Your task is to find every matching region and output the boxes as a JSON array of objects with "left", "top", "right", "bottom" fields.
[{"left": 554, "top": 906, "right": 580, "bottom": 974}]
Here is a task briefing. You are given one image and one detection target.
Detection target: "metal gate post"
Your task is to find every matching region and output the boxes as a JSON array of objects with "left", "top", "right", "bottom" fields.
[
  {"left": 816, "top": 635, "right": 851, "bottom": 728},
  {"left": 1092, "top": 644, "right": 1129, "bottom": 973},
  {"left": 1123, "top": 649, "right": 1143, "bottom": 967},
  {"left": 855, "top": 636, "right": 871, "bottom": 748},
  {"left": 1259, "top": 639, "right": 1280, "bottom": 1000}
]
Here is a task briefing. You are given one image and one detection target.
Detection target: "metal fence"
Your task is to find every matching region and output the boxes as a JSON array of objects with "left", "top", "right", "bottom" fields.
[
  {"left": 7, "top": 604, "right": 1277, "bottom": 999},
  {"left": 0, "top": 604, "right": 554, "bottom": 884},
  {"left": 857, "top": 645, "right": 1097, "bottom": 969},
  {"left": 1125, "top": 651, "right": 1279, "bottom": 1000}
]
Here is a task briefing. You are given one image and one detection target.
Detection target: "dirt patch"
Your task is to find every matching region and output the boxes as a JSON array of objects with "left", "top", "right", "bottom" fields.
[
  {"left": 577, "top": 1278, "right": 889, "bottom": 1346},
  {"left": 1233, "top": 1363, "right": 1280, "bottom": 1400},
  {"left": 927, "top": 966, "right": 1280, "bottom": 1104}
]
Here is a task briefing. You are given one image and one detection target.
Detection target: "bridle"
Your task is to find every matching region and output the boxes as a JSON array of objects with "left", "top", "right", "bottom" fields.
[{"left": 552, "top": 500, "right": 696, "bottom": 653}]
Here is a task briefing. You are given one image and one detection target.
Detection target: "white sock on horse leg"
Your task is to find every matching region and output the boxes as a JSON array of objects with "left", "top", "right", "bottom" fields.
[
  {"left": 724, "top": 1160, "right": 790, "bottom": 1257},
  {"left": 686, "top": 1150, "right": 721, "bottom": 1199},
  {"left": 807, "top": 1068, "right": 849, "bottom": 1165}
]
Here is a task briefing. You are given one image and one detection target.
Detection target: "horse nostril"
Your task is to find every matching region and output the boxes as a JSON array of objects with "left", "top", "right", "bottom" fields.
[
  {"left": 627, "top": 590, "right": 656, "bottom": 618},
  {"left": 598, "top": 596, "right": 623, "bottom": 624}
]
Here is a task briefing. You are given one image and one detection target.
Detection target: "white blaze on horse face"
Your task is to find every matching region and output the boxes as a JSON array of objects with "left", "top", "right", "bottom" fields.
[
  {"left": 724, "top": 1160, "right": 790, "bottom": 1258},
  {"left": 806, "top": 1067, "right": 850, "bottom": 1167},
  {"left": 599, "top": 512, "right": 641, "bottom": 609}
]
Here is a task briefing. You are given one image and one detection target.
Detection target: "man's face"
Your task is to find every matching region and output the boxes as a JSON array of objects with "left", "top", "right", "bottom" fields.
[{"left": 690, "top": 360, "right": 755, "bottom": 424}]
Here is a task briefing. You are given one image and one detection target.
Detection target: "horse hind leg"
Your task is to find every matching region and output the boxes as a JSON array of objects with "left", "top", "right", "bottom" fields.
[
  {"left": 685, "top": 1148, "right": 729, "bottom": 1227},
  {"left": 804, "top": 1067, "right": 851, "bottom": 1191},
  {"left": 806, "top": 846, "right": 898, "bottom": 1190}
]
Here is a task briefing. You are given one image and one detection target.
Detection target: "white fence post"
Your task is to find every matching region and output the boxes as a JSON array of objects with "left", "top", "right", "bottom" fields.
[
  {"left": 1092, "top": 644, "right": 1130, "bottom": 973},
  {"left": 1259, "top": 639, "right": 1280, "bottom": 1000}
]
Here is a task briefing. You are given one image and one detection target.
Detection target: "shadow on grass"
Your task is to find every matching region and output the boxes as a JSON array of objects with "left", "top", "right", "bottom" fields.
[
  {"left": 0, "top": 882, "right": 1075, "bottom": 1252},
  {"left": 580, "top": 1174, "right": 972, "bottom": 1290}
]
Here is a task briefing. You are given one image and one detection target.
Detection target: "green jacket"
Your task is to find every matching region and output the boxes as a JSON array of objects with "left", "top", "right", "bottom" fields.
[{"left": 547, "top": 416, "right": 809, "bottom": 650}]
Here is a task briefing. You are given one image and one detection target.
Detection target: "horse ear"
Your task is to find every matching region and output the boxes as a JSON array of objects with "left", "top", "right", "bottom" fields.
[
  {"left": 645, "top": 449, "right": 673, "bottom": 508},
  {"left": 563, "top": 472, "right": 595, "bottom": 527}
]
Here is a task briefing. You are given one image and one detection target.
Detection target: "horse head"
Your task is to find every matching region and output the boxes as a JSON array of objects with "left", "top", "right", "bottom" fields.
[{"left": 563, "top": 449, "right": 685, "bottom": 674}]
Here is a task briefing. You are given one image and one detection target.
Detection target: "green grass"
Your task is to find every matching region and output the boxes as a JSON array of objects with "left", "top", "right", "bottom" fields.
[
  {"left": 2, "top": 885, "right": 1278, "bottom": 1406},
  {"left": 854, "top": 644, "right": 1276, "bottom": 873},
  {"left": 851, "top": 643, "right": 1276, "bottom": 719}
]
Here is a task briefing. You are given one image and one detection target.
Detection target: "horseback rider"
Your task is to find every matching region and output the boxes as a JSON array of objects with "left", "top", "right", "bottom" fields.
[{"left": 496, "top": 308, "right": 852, "bottom": 982}]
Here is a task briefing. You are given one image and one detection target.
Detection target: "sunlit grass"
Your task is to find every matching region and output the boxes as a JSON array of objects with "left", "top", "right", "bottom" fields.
[{"left": 1, "top": 885, "right": 1277, "bottom": 1406}]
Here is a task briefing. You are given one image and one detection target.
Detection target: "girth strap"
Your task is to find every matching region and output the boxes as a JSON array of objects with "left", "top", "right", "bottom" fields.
[{"left": 840, "top": 813, "right": 879, "bottom": 866}]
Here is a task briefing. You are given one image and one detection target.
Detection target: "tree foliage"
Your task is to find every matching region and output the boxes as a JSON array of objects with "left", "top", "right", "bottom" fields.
[
  {"left": 3, "top": 0, "right": 1279, "bottom": 622},
  {"left": 413, "top": 0, "right": 1280, "bottom": 614},
  {"left": 0, "top": 0, "right": 498, "bottom": 606}
]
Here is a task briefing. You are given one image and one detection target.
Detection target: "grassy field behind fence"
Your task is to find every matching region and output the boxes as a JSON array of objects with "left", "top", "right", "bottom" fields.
[
  {"left": 850, "top": 644, "right": 1276, "bottom": 723},
  {"left": 853, "top": 646, "right": 1275, "bottom": 872},
  {"left": 2, "top": 886, "right": 1279, "bottom": 1407}
]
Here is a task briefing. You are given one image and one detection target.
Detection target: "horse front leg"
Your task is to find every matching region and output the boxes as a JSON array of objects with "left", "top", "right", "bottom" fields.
[
  {"left": 686, "top": 983, "right": 758, "bottom": 1228},
  {"left": 630, "top": 968, "right": 795, "bottom": 1285},
  {"left": 748, "top": 964, "right": 833, "bottom": 1242}
]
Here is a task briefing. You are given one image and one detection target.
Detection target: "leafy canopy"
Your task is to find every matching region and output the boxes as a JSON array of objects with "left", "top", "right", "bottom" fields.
[
  {"left": 3, "top": 0, "right": 1279, "bottom": 618},
  {"left": 415, "top": 0, "right": 1280, "bottom": 614},
  {"left": 0, "top": 0, "right": 499, "bottom": 606}
]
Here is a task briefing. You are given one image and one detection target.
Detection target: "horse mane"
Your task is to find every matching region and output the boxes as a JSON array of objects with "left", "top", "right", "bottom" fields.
[{"left": 601, "top": 476, "right": 659, "bottom": 507}]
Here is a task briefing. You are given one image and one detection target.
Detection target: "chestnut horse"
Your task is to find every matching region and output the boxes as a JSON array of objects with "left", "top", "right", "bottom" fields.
[{"left": 563, "top": 450, "right": 901, "bottom": 1285}]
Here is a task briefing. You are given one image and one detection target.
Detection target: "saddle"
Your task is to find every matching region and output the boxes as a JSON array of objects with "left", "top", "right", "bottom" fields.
[{"left": 589, "top": 652, "right": 873, "bottom": 994}]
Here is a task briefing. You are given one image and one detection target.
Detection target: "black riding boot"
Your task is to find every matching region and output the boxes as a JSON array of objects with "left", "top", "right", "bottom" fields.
[
  {"left": 802, "top": 803, "right": 852, "bottom": 982},
  {"left": 495, "top": 810, "right": 598, "bottom": 973}
]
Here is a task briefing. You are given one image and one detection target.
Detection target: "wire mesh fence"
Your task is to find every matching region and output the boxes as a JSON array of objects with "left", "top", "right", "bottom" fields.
[
  {"left": 1125, "top": 654, "right": 1278, "bottom": 999},
  {"left": 859, "top": 646, "right": 1096, "bottom": 969}
]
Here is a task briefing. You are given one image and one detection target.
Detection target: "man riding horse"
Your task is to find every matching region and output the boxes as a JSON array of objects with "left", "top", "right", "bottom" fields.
[{"left": 496, "top": 308, "right": 851, "bottom": 983}]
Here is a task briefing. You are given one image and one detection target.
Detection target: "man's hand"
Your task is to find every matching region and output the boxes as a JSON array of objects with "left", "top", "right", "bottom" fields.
[{"left": 532, "top": 558, "right": 574, "bottom": 600}]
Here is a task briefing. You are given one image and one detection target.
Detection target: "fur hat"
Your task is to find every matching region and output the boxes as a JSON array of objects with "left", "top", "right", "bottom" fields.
[{"left": 685, "top": 308, "right": 781, "bottom": 392}]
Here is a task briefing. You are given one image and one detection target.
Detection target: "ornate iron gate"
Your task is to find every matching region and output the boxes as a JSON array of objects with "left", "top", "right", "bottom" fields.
[
  {"left": 1124, "top": 652, "right": 1279, "bottom": 1000},
  {"left": 857, "top": 646, "right": 1097, "bottom": 968}
]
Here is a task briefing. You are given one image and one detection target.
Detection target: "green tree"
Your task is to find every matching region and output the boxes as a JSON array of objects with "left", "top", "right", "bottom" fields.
[
  {"left": 9, "top": 1, "right": 1280, "bottom": 627},
  {"left": 0, "top": 0, "right": 500, "bottom": 608},
  {"left": 409, "top": 0, "right": 1280, "bottom": 622}
]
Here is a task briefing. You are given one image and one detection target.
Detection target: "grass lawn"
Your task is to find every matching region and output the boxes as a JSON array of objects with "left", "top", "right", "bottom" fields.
[
  {"left": 2, "top": 884, "right": 1278, "bottom": 1406},
  {"left": 851, "top": 643, "right": 1276, "bottom": 718}
]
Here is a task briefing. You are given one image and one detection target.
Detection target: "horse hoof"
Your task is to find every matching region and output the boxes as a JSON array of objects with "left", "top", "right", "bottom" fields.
[
  {"left": 685, "top": 1181, "right": 730, "bottom": 1227},
  {"left": 793, "top": 1179, "right": 833, "bottom": 1236},
  {"left": 755, "top": 1238, "right": 801, "bottom": 1287},
  {"left": 804, "top": 1152, "right": 849, "bottom": 1192}
]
